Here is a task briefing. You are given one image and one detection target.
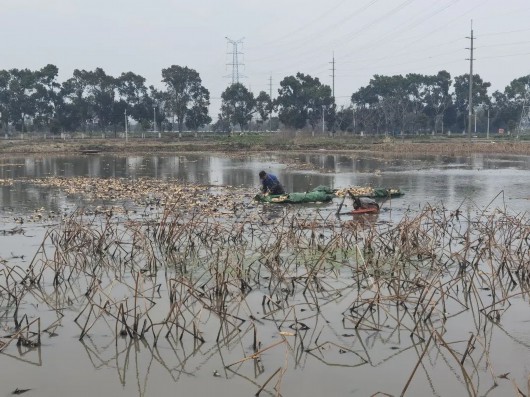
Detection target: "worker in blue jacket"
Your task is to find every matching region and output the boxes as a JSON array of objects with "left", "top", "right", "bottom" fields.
[{"left": 259, "top": 170, "right": 286, "bottom": 195}]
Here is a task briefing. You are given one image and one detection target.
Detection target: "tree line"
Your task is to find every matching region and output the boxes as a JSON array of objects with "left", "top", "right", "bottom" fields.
[
  {"left": 0, "top": 64, "right": 528, "bottom": 135},
  {"left": 0, "top": 65, "right": 211, "bottom": 135},
  {"left": 347, "top": 71, "right": 529, "bottom": 135}
]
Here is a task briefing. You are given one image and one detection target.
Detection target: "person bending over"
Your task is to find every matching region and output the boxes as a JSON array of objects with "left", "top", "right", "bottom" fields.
[{"left": 259, "top": 171, "right": 286, "bottom": 195}]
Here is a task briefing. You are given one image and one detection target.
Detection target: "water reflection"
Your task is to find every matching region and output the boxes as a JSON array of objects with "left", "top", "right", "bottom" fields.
[
  {"left": 0, "top": 184, "right": 68, "bottom": 213},
  {"left": 1, "top": 168, "right": 529, "bottom": 397},
  {"left": 1, "top": 153, "right": 529, "bottom": 214}
]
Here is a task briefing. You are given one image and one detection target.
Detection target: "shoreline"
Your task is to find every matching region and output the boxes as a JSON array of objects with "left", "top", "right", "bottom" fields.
[{"left": 1, "top": 135, "right": 530, "bottom": 157}]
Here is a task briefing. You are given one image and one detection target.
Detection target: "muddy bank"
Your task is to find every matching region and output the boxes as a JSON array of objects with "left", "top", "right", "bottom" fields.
[{"left": 1, "top": 135, "right": 530, "bottom": 156}]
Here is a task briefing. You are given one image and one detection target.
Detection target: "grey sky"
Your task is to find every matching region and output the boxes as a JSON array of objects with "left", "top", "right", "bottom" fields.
[{"left": 2, "top": 0, "right": 530, "bottom": 113}]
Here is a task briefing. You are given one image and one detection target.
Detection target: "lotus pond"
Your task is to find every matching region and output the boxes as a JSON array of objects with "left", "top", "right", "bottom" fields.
[{"left": 0, "top": 151, "right": 529, "bottom": 397}]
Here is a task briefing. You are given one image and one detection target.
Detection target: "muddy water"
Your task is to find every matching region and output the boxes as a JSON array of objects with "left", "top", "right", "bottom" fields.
[
  {"left": 1, "top": 152, "right": 529, "bottom": 213},
  {"left": 1, "top": 152, "right": 530, "bottom": 397}
]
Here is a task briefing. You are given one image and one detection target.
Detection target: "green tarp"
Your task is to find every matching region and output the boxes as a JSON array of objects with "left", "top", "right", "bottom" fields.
[
  {"left": 255, "top": 186, "right": 404, "bottom": 204},
  {"left": 371, "top": 188, "right": 404, "bottom": 198},
  {"left": 255, "top": 186, "right": 334, "bottom": 204}
]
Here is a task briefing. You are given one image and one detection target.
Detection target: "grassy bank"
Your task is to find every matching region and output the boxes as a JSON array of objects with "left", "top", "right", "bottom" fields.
[{"left": 1, "top": 133, "right": 530, "bottom": 156}]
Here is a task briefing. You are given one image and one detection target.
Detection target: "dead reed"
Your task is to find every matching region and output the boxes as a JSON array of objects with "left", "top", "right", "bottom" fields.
[{"left": 1, "top": 193, "right": 529, "bottom": 395}]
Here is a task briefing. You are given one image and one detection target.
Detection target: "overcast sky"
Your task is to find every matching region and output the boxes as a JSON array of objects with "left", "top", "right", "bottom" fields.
[{"left": 2, "top": 0, "right": 530, "bottom": 112}]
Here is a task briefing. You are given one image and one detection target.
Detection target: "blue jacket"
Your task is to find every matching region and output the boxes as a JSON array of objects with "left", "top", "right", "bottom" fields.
[{"left": 261, "top": 173, "right": 285, "bottom": 194}]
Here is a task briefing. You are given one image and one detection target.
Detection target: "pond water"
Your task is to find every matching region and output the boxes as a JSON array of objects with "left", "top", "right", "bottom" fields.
[
  {"left": 0, "top": 151, "right": 529, "bottom": 397},
  {"left": 1, "top": 151, "right": 529, "bottom": 214}
]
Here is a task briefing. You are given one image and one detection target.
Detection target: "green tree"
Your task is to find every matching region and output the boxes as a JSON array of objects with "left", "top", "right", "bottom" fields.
[
  {"left": 149, "top": 86, "right": 170, "bottom": 132},
  {"left": 212, "top": 116, "right": 231, "bottom": 133},
  {"left": 489, "top": 76, "right": 530, "bottom": 132},
  {"left": 7, "top": 68, "right": 37, "bottom": 132},
  {"left": 220, "top": 83, "right": 255, "bottom": 131},
  {"left": 504, "top": 76, "right": 530, "bottom": 132},
  {"left": 117, "top": 71, "right": 152, "bottom": 127},
  {"left": 60, "top": 70, "right": 94, "bottom": 133},
  {"left": 54, "top": 94, "right": 81, "bottom": 133},
  {"left": 0, "top": 70, "right": 11, "bottom": 133},
  {"left": 352, "top": 74, "right": 409, "bottom": 134},
  {"left": 87, "top": 68, "right": 117, "bottom": 132},
  {"left": 453, "top": 74, "right": 491, "bottom": 132},
  {"left": 419, "top": 71, "right": 454, "bottom": 132},
  {"left": 32, "top": 64, "right": 61, "bottom": 132},
  {"left": 351, "top": 72, "right": 457, "bottom": 135},
  {"left": 254, "top": 91, "right": 272, "bottom": 131},
  {"left": 351, "top": 84, "right": 382, "bottom": 134},
  {"left": 64, "top": 68, "right": 118, "bottom": 133},
  {"left": 161, "top": 65, "right": 211, "bottom": 133},
  {"left": 504, "top": 75, "right": 530, "bottom": 103},
  {"left": 275, "top": 73, "right": 334, "bottom": 131},
  {"left": 185, "top": 85, "right": 211, "bottom": 131},
  {"left": 336, "top": 106, "right": 354, "bottom": 132}
]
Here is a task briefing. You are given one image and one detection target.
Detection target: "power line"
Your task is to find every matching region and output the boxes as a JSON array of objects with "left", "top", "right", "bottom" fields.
[
  {"left": 294, "top": 0, "right": 416, "bottom": 65},
  {"left": 246, "top": 0, "right": 379, "bottom": 61},
  {"left": 480, "top": 27, "right": 530, "bottom": 37},
  {"left": 247, "top": 0, "right": 351, "bottom": 50},
  {"left": 368, "top": 0, "right": 492, "bottom": 63},
  {"left": 343, "top": 48, "right": 465, "bottom": 72},
  {"left": 339, "top": 0, "right": 461, "bottom": 61},
  {"left": 479, "top": 51, "right": 530, "bottom": 60},
  {"left": 340, "top": 36, "right": 464, "bottom": 64},
  {"left": 310, "top": 44, "right": 466, "bottom": 79},
  {"left": 246, "top": 0, "right": 415, "bottom": 79},
  {"left": 477, "top": 39, "right": 530, "bottom": 49},
  {"left": 390, "top": 58, "right": 464, "bottom": 76},
  {"left": 223, "top": 1, "right": 528, "bottom": 109},
  {"left": 246, "top": 0, "right": 405, "bottom": 68}
]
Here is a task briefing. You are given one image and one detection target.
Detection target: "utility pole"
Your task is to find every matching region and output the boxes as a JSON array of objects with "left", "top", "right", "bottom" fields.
[
  {"left": 329, "top": 53, "right": 336, "bottom": 135},
  {"left": 352, "top": 106, "right": 356, "bottom": 134},
  {"left": 124, "top": 108, "right": 128, "bottom": 142},
  {"left": 153, "top": 105, "right": 157, "bottom": 134},
  {"left": 225, "top": 37, "right": 245, "bottom": 85},
  {"left": 487, "top": 108, "right": 490, "bottom": 139},
  {"left": 322, "top": 105, "right": 325, "bottom": 133},
  {"left": 466, "top": 20, "right": 475, "bottom": 143},
  {"left": 329, "top": 53, "right": 335, "bottom": 99},
  {"left": 269, "top": 75, "right": 273, "bottom": 132}
]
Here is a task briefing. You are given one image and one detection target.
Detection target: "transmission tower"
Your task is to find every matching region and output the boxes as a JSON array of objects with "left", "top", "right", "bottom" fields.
[
  {"left": 517, "top": 78, "right": 530, "bottom": 135},
  {"left": 518, "top": 106, "right": 530, "bottom": 135},
  {"left": 225, "top": 37, "right": 245, "bottom": 85}
]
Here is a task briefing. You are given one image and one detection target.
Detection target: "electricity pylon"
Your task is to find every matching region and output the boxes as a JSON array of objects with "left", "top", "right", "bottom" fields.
[{"left": 225, "top": 37, "right": 245, "bottom": 85}]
